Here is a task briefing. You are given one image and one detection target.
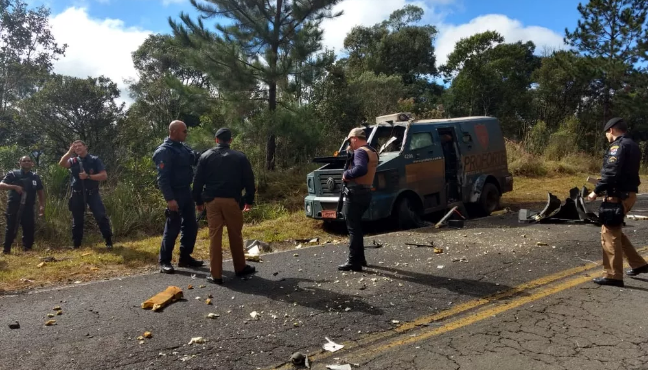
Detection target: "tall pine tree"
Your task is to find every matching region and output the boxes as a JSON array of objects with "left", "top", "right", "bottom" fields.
[
  {"left": 564, "top": 0, "right": 648, "bottom": 123},
  {"left": 169, "top": 0, "right": 342, "bottom": 170}
]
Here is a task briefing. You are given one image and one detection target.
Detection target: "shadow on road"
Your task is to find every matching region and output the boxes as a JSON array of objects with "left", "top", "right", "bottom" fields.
[
  {"left": 224, "top": 274, "right": 384, "bottom": 316},
  {"left": 367, "top": 265, "right": 514, "bottom": 298}
]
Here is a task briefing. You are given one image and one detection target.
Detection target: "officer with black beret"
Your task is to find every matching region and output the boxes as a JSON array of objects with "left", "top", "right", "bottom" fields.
[
  {"left": 588, "top": 117, "right": 648, "bottom": 286},
  {"left": 192, "top": 127, "right": 256, "bottom": 284},
  {"left": 153, "top": 120, "right": 204, "bottom": 274}
]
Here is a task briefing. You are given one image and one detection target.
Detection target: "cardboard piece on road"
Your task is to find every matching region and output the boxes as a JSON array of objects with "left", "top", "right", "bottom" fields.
[{"left": 141, "top": 286, "right": 183, "bottom": 311}]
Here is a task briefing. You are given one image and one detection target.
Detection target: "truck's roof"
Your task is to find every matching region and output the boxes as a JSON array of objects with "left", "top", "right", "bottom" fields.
[{"left": 373, "top": 116, "right": 496, "bottom": 128}]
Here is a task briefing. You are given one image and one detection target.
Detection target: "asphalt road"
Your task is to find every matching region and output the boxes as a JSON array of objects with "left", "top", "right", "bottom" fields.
[{"left": 3, "top": 196, "right": 648, "bottom": 370}]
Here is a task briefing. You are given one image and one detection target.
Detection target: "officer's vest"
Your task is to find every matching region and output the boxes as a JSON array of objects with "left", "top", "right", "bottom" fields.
[{"left": 350, "top": 146, "right": 378, "bottom": 186}]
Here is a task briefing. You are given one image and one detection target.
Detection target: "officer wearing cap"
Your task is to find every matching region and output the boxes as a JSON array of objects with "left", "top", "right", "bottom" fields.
[
  {"left": 338, "top": 127, "right": 379, "bottom": 271},
  {"left": 588, "top": 117, "right": 648, "bottom": 287},
  {"left": 0, "top": 156, "right": 45, "bottom": 254},
  {"left": 58, "top": 140, "right": 113, "bottom": 249},
  {"left": 192, "top": 128, "right": 257, "bottom": 284},
  {"left": 152, "top": 120, "right": 204, "bottom": 274}
]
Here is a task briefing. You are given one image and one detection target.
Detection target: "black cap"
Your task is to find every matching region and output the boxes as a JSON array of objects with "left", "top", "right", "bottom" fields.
[
  {"left": 215, "top": 128, "right": 231, "bottom": 141},
  {"left": 604, "top": 117, "right": 624, "bottom": 132}
]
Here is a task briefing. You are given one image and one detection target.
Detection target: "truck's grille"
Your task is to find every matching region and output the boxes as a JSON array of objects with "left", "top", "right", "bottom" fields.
[{"left": 319, "top": 174, "right": 343, "bottom": 195}]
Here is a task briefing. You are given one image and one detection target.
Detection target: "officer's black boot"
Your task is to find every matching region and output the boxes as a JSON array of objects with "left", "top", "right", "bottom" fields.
[
  {"left": 178, "top": 256, "right": 204, "bottom": 268},
  {"left": 159, "top": 262, "right": 175, "bottom": 274},
  {"left": 105, "top": 237, "right": 113, "bottom": 250}
]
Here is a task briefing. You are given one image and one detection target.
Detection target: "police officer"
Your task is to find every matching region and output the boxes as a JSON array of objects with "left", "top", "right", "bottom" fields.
[
  {"left": 192, "top": 128, "right": 256, "bottom": 284},
  {"left": 153, "top": 120, "right": 204, "bottom": 274},
  {"left": 588, "top": 117, "right": 648, "bottom": 287},
  {"left": 339, "top": 127, "right": 378, "bottom": 271},
  {"left": 58, "top": 141, "right": 113, "bottom": 249},
  {"left": 0, "top": 156, "right": 45, "bottom": 254}
]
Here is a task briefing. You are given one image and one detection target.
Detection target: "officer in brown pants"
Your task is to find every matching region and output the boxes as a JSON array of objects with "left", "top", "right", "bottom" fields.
[
  {"left": 588, "top": 117, "right": 648, "bottom": 287},
  {"left": 192, "top": 128, "right": 256, "bottom": 284}
]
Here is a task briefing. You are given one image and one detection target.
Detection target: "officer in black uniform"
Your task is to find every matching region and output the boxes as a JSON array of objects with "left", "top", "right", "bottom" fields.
[
  {"left": 0, "top": 156, "right": 45, "bottom": 254},
  {"left": 587, "top": 117, "right": 648, "bottom": 287},
  {"left": 58, "top": 140, "right": 113, "bottom": 249},
  {"left": 153, "top": 120, "right": 204, "bottom": 274}
]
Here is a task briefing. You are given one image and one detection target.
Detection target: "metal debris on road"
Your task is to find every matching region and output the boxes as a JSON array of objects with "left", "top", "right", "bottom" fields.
[
  {"left": 536, "top": 242, "right": 548, "bottom": 246},
  {"left": 53, "top": 306, "right": 61, "bottom": 311},
  {"left": 290, "top": 352, "right": 310, "bottom": 368},
  {"left": 141, "top": 286, "right": 183, "bottom": 311},
  {"left": 323, "top": 337, "right": 344, "bottom": 352},
  {"left": 47, "top": 313, "right": 55, "bottom": 318},
  {"left": 437, "top": 265, "right": 445, "bottom": 269},
  {"left": 434, "top": 247, "right": 444, "bottom": 254},
  {"left": 199, "top": 285, "right": 206, "bottom": 288},
  {"left": 8, "top": 321, "right": 19, "bottom": 329}
]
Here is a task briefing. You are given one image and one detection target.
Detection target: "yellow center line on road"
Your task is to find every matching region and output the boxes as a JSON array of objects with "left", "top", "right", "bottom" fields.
[{"left": 269, "top": 247, "right": 648, "bottom": 370}]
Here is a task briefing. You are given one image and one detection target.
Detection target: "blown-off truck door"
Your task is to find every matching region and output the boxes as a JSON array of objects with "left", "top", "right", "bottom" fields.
[{"left": 402, "top": 124, "right": 445, "bottom": 211}]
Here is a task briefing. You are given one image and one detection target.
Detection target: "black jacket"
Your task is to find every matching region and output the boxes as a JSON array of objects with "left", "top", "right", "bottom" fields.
[
  {"left": 152, "top": 138, "right": 198, "bottom": 201},
  {"left": 192, "top": 144, "right": 255, "bottom": 206},
  {"left": 595, "top": 134, "right": 641, "bottom": 196}
]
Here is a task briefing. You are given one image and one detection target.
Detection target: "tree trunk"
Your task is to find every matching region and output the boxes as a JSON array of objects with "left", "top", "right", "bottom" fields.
[{"left": 265, "top": 81, "right": 277, "bottom": 171}]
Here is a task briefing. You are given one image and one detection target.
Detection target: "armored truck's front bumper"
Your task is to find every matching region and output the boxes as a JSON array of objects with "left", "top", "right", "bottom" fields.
[{"left": 304, "top": 195, "right": 345, "bottom": 220}]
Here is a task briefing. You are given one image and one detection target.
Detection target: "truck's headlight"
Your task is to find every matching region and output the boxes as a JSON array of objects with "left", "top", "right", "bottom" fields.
[{"left": 306, "top": 203, "right": 312, "bottom": 215}]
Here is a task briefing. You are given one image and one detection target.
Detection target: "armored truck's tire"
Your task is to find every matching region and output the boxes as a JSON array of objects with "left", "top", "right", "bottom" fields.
[
  {"left": 395, "top": 197, "right": 422, "bottom": 230},
  {"left": 477, "top": 183, "right": 500, "bottom": 216}
]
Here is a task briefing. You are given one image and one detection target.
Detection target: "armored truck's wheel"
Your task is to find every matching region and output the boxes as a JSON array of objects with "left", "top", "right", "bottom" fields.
[
  {"left": 478, "top": 183, "right": 500, "bottom": 216},
  {"left": 395, "top": 197, "right": 422, "bottom": 230}
]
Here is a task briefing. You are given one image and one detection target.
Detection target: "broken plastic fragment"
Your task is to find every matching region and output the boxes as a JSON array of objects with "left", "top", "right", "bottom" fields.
[
  {"left": 53, "top": 306, "right": 61, "bottom": 311},
  {"left": 188, "top": 337, "right": 206, "bottom": 345},
  {"left": 433, "top": 247, "right": 443, "bottom": 254},
  {"left": 323, "top": 337, "right": 344, "bottom": 352}
]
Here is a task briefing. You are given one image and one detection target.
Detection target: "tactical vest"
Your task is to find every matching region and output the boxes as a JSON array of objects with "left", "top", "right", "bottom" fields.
[{"left": 351, "top": 146, "right": 378, "bottom": 186}]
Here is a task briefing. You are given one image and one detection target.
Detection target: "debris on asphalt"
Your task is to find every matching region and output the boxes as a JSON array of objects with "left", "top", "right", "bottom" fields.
[
  {"left": 326, "top": 365, "right": 352, "bottom": 370},
  {"left": 536, "top": 242, "right": 548, "bottom": 246},
  {"left": 391, "top": 320, "right": 400, "bottom": 324},
  {"left": 8, "top": 321, "right": 19, "bottom": 329},
  {"left": 368, "top": 240, "right": 383, "bottom": 248},
  {"left": 47, "top": 313, "right": 55, "bottom": 318},
  {"left": 143, "top": 331, "right": 152, "bottom": 338},
  {"left": 627, "top": 214, "right": 648, "bottom": 220},
  {"left": 406, "top": 242, "right": 434, "bottom": 248},
  {"left": 434, "top": 247, "right": 444, "bottom": 254},
  {"left": 195, "top": 297, "right": 201, "bottom": 300},
  {"left": 188, "top": 285, "right": 194, "bottom": 290},
  {"left": 207, "top": 313, "right": 219, "bottom": 319},
  {"left": 45, "top": 320, "right": 56, "bottom": 326},
  {"left": 53, "top": 306, "right": 61, "bottom": 311},
  {"left": 437, "top": 265, "right": 444, "bottom": 269},
  {"left": 137, "top": 336, "right": 144, "bottom": 340},
  {"left": 188, "top": 337, "right": 206, "bottom": 345},
  {"left": 199, "top": 285, "right": 206, "bottom": 288},
  {"left": 250, "top": 311, "right": 260, "bottom": 320},
  {"left": 323, "top": 337, "right": 344, "bottom": 352},
  {"left": 290, "top": 352, "right": 310, "bottom": 368},
  {"left": 37, "top": 262, "right": 46, "bottom": 268},
  {"left": 191, "top": 274, "right": 196, "bottom": 279},
  {"left": 141, "top": 286, "right": 183, "bottom": 311},
  {"left": 245, "top": 254, "right": 261, "bottom": 262},
  {"left": 294, "top": 254, "right": 299, "bottom": 257},
  {"left": 205, "top": 299, "right": 212, "bottom": 305}
]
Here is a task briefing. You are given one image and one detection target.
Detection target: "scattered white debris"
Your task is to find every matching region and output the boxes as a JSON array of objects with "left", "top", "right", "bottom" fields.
[
  {"left": 188, "top": 337, "right": 206, "bottom": 345},
  {"left": 323, "top": 337, "right": 344, "bottom": 352}
]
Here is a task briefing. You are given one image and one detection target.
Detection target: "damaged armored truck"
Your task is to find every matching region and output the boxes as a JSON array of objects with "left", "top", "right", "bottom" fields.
[{"left": 304, "top": 112, "right": 514, "bottom": 229}]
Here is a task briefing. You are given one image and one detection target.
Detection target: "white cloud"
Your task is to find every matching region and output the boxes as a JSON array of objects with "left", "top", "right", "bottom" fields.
[
  {"left": 49, "top": 7, "right": 152, "bottom": 105},
  {"left": 435, "top": 14, "right": 566, "bottom": 67},
  {"left": 162, "top": 0, "right": 185, "bottom": 5}
]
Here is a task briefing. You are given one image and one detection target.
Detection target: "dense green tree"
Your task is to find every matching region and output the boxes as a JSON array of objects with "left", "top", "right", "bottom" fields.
[
  {"left": 169, "top": 0, "right": 343, "bottom": 170},
  {"left": 0, "top": 0, "right": 67, "bottom": 144},
  {"left": 18, "top": 75, "right": 124, "bottom": 168}
]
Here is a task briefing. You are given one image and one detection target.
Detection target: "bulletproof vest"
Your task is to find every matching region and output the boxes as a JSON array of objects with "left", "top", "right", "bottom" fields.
[{"left": 350, "top": 146, "right": 378, "bottom": 186}]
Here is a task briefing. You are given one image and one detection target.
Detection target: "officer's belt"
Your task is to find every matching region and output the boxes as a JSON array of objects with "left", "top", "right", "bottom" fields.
[{"left": 72, "top": 189, "right": 97, "bottom": 195}]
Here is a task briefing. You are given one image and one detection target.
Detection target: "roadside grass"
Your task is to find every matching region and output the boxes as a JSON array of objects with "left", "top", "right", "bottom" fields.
[{"left": 4, "top": 173, "right": 648, "bottom": 294}]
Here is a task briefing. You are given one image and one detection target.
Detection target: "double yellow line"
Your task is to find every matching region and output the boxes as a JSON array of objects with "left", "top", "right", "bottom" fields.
[{"left": 269, "top": 247, "right": 648, "bottom": 369}]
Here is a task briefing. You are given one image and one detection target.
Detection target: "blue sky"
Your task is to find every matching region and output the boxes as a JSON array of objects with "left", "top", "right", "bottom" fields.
[{"left": 28, "top": 0, "right": 584, "bottom": 104}]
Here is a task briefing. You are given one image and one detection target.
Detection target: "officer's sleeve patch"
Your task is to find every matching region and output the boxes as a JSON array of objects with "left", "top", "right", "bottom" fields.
[
  {"left": 158, "top": 161, "right": 165, "bottom": 170},
  {"left": 610, "top": 145, "right": 619, "bottom": 155}
]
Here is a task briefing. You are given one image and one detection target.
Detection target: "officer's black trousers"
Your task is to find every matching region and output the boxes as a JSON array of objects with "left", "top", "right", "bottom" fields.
[
  {"left": 343, "top": 191, "right": 371, "bottom": 266},
  {"left": 3, "top": 204, "right": 34, "bottom": 252},
  {"left": 69, "top": 191, "right": 112, "bottom": 246},
  {"left": 159, "top": 190, "right": 197, "bottom": 264}
]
